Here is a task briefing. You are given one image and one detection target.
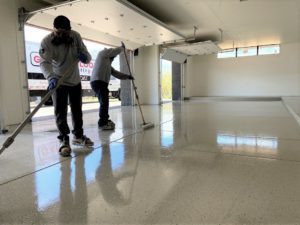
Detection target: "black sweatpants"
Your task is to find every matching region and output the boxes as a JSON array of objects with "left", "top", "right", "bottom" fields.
[
  {"left": 90, "top": 80, "right": 110, "bottom": 127},
  {"left": 52, "top": 83, "right": 83, "bottom": 141}
]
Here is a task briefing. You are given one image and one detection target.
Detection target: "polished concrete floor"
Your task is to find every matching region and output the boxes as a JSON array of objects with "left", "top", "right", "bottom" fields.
[{"left": 1, "top": 99, "right": 300, "bottom": 224}]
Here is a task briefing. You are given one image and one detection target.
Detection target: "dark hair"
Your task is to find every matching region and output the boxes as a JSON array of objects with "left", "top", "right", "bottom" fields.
[{"left": 53, "top": 15, "right": 71, "bottom": 30}]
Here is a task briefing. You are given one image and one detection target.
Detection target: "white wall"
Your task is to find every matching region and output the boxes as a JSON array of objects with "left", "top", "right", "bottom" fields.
[
  {"left": 0, "top": 0, "right": 30, "bottom": 127},
  {"left": 185, "top": 42, "right": 300, "bottom": 97},
  {"left": 134, "top": 46, "right": 160, "bottom": 104},
  {"left": 0, "top": 1, "right": 48, "bottom": 127}
]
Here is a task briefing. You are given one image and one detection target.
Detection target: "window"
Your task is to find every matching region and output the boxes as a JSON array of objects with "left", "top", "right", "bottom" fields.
[
  {"left": 217, "top": 49, "right": 236, "bottom": 58},
  {"left": 258, "top": 45, "right": 280, "bottom": 55},
  {"left": 217, "top": 44, "right": 280, "bottom": 59},
  {"left": 237, "top": 46, "right": 257, "bottom": 57}
]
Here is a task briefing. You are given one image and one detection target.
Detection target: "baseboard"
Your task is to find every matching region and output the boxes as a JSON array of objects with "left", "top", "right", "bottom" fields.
[{"left": 186, "top": 96, "right": 282, "bottom": 101}]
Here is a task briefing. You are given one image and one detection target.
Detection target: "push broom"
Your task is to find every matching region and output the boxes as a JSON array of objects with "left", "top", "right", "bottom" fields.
[
  {"left": 122, "top": 42, "right": 155, "bottom": 130},
  {"left": 0, "top": 60, "right": 78, "bottom": 155}
]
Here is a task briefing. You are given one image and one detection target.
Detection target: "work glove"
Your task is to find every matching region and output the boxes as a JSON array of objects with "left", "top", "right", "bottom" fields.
[
  {"left": 121, "top": 41, "right": 126, "bottom": 49},
  {"left": 78, "top": 52, "right": 88, "bottom": 63},
  {"left": 48, "top": 77, "right": 58, "bottom": 90},
  {"left": 127, "top": 75, "right": 134, "bottom": 80}
]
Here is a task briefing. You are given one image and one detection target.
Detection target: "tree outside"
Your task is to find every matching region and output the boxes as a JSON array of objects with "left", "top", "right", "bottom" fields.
[{"left": 161, "top": 60, "right": 172, "bottom": 100}]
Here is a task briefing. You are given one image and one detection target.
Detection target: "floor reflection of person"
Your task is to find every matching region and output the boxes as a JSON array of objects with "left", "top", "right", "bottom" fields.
[
  {"left": 58, "top": 157, "right": 87, "bottom": 224},
  {"left": 96, "top": 144, "right": 135, "bottom": 206}
]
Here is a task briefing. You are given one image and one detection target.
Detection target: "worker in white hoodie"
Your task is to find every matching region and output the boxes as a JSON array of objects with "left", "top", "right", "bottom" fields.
[
  {"left": 39, "top": 15, "right": 94, "bottom": 157},
  {"left": 91, "top": 43, "right": 133, "bottom": 130}
]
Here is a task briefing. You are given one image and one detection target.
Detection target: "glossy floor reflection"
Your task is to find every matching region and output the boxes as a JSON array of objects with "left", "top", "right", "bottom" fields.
[{"left": 1, "top": 100, "right": 300, "bottom": 224}]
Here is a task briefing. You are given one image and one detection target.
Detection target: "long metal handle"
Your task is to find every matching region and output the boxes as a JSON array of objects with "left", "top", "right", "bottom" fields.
[
  {"left": 0, "top": 61, "right": 78, "bottom": 155},
  {"left": 122, "top": 47, "right": 147, "bottom": 125}
]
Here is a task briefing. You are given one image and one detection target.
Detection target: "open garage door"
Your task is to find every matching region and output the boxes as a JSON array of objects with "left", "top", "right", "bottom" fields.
[
  {"left": 25, "top": 0, "right": 184, "bottom": 49},
  {"left": 21, "top": 0, "right": 185, "bottom": 118}
]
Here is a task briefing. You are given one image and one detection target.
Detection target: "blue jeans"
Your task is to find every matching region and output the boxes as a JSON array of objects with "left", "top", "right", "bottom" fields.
[{"left": 91, "top": 80, "right": 110, "bottom": 127}]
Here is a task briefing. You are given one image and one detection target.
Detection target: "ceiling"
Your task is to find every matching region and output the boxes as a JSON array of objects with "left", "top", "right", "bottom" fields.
[
  {"left": 25, "top": 0, "right": 300, "bottom": 53},
  {"left": 126, "top": 0, "right": 300, "bottom": 49}
]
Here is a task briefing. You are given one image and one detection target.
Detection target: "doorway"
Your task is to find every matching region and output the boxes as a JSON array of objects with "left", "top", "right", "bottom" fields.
[
  {"left": 24, "top": 25, "right": 121, "bottom": 120},
  {"left": 160, "top": 59, "right": 172, "bottom": 102}
]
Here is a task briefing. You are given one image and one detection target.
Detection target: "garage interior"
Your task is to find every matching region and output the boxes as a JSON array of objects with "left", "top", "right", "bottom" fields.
[{"left": 1, "top": 0, "right": 300, "bottom": 224}]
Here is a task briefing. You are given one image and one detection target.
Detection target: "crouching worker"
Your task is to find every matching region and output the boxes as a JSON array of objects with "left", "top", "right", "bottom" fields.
[
  {"left": 39, "top": 15, "right": 94, "bottom": 157},
  {"left": 91, "top": 43, "right": 134, "bottom": 130}
]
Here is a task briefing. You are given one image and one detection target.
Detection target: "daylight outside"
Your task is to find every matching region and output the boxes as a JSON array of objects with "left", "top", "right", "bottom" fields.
[{"left": 161, "top": 59, "right": 172, "bottom": 101}]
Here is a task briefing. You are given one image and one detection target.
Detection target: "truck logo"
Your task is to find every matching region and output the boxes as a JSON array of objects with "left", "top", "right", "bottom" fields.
[{"left": 30, "top": 52, "right": 40, "bottom": 66}]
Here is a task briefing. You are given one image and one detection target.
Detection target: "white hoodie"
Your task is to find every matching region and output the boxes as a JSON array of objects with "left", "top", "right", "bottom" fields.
[{"left": 39, "top": 30, "right": 91, "bottom": 86}]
